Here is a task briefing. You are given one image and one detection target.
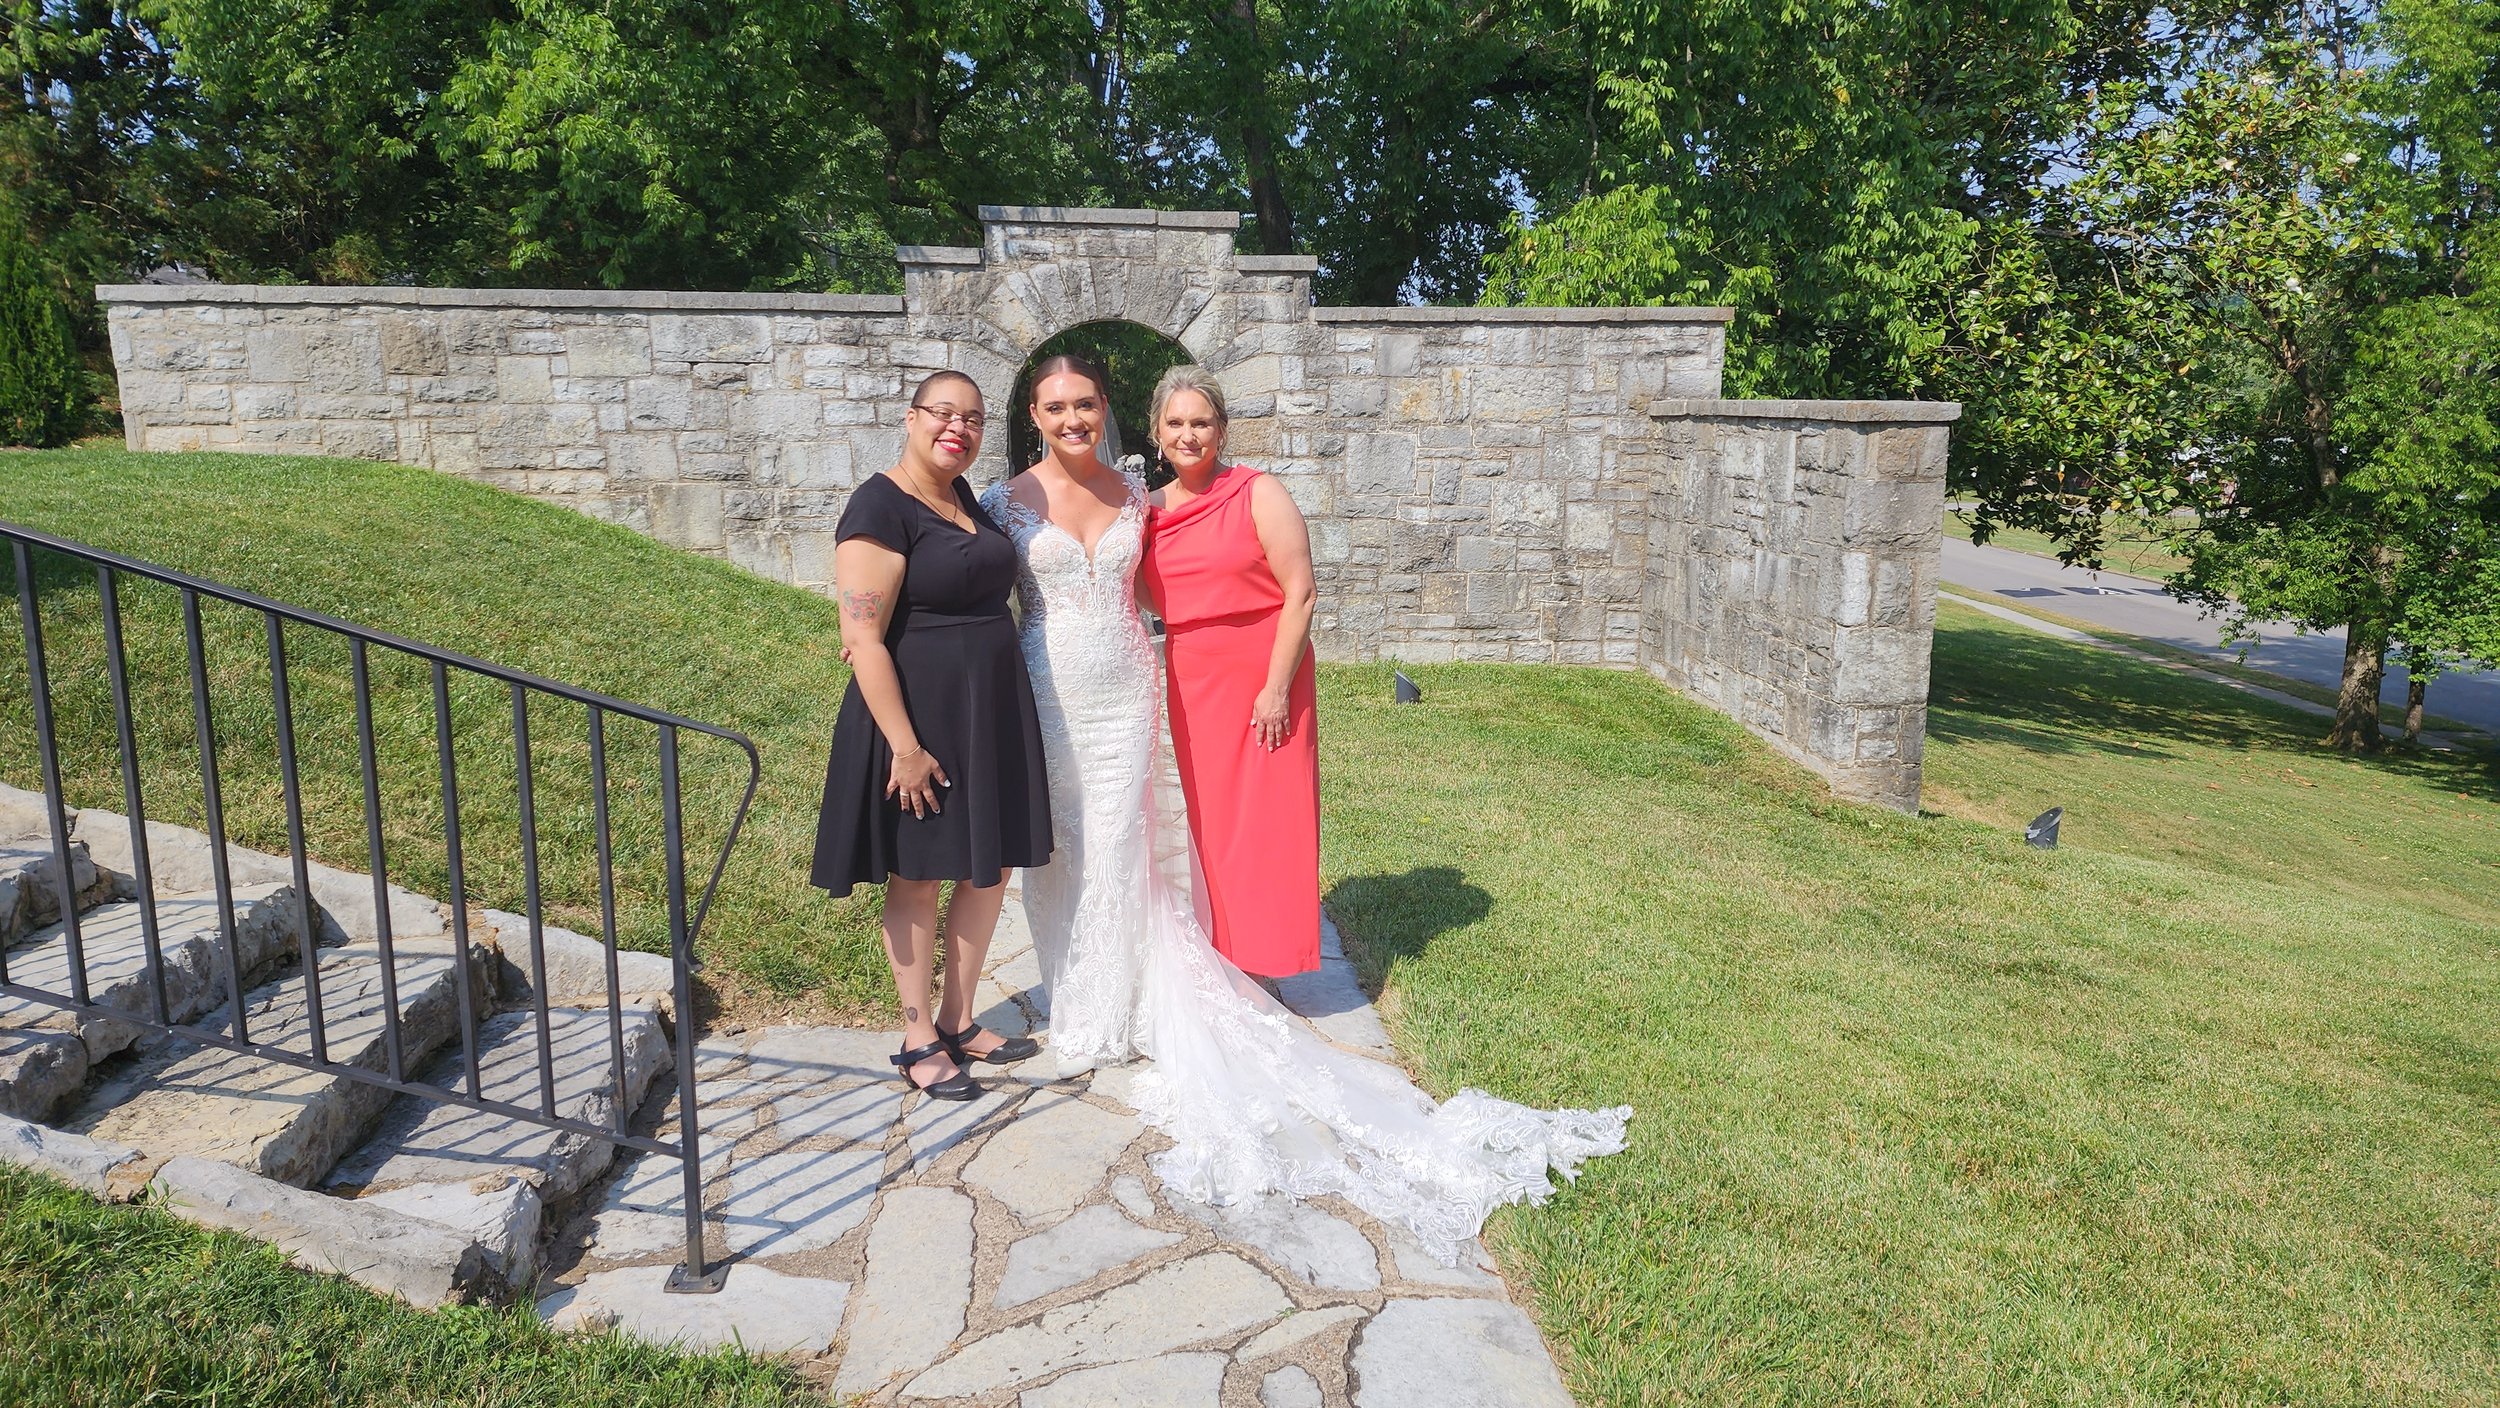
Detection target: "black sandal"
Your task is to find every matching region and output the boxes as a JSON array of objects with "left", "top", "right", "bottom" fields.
[
  {"left": 892, "top": 1039, "right": 983, "bottom": 1101},
  {"left": 940, "top": 1021, "right": 1040, "bottom": 1067}
]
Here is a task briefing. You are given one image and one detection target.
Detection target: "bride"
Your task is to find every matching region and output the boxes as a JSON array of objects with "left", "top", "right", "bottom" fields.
[{"left": 982, "top": 355, "right": 1629, "bottom": 1264}]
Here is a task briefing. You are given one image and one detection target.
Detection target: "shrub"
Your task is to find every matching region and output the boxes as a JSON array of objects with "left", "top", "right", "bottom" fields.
[{"left": 0, "top": 238, "right": 89, "bottom": 448}]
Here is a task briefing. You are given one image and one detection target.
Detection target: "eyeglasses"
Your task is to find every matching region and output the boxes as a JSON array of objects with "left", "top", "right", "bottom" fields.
[{"left": 911, "top": 403, "right": 986, "bottom": 431}]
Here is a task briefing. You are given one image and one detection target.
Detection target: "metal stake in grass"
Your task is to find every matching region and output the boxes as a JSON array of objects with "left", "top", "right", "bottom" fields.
[
  {"left": 1394, "top": 669, "right": 1421, "bottom": 705},
  {"left": 2025, "top": 806, "right": 2063, "bottom": 848}
]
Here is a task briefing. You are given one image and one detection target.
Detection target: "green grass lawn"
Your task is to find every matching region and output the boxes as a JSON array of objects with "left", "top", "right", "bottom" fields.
[
  {"left": 1324, "top": 607, "right": 2499, "bottom": 1405},
  {"left": 7, "top": 450, "right": 2500, "bottom": 1404},
  {"left": 0, "top": 449, "right": 891, "bottom": 1022},
  {"left": 0, "top": 1162, "right": 810, "bottom": 1408},
  {"left": 1943, "top": 505, "right": 2194, "bottom": 579}
]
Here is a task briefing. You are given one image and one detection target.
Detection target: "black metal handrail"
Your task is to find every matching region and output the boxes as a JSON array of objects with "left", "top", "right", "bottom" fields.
[{"left": 2, "top": 519, "right": 759, "bottom": 1294}]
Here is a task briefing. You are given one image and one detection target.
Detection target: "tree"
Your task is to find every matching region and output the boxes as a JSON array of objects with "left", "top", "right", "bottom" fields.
[
  {"left": 0, "top": 231, "right": 90, "bottom": 447},
  {"left": 1480, "top": 0, "right": 2123, "bottom": 394},
  {"left": 1950, "top": 0, "right": 2500, "bottom": 750}
]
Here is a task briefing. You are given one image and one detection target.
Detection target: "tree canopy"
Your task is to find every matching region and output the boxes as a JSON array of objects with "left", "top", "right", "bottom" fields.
[{"left": 5, "top": 0, "right": 2493, "bottom": 742}]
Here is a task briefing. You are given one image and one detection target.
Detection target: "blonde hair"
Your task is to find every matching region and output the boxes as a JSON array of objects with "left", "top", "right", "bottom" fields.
[{"left": 1149, "top": 364, "right": 1229, "bottom": 428}]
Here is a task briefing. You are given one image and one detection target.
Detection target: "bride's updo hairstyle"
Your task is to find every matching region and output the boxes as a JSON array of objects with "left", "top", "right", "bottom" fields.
[
  {"left": 1149, "top": 364, "right": 1228, "bottom": 427},
  {"left": 1027, "top": 353, "right": 1111, "bottom": 406}
]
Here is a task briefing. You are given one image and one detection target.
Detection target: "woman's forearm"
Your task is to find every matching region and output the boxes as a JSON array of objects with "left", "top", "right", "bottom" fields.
[
  {"left": 1261, "top": 586, "right": 1316, "bottom": 696},
  {"left": 845, "top": 639, "right": 922, "bottom": 756}
]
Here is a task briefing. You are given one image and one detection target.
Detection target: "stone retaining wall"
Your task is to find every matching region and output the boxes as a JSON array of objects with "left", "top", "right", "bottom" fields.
[
  {"left": 1641, "top": 400, "right": 1958, "bottom": 809},
  {"left": 101, "top": 206, "right": 1954, "bottom": 808}
]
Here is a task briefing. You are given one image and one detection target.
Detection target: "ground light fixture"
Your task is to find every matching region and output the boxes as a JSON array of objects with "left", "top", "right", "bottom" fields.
[
  {"left": 2026, "top": 806, "right": 2064, "bottom": 848},
  {"left": 1394, "top": 670, "right": 1421, "bottom": 705}
]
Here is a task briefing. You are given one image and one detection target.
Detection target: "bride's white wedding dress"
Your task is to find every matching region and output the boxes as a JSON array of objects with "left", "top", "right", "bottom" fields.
[{"left": 983, "top": 471, "right": 1629, "bottom": 1264}]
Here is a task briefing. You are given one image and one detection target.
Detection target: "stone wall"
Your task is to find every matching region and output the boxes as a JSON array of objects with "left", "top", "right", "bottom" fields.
[
  {"left": 101, "top": 206, "right": 1954, "bottom": 809},
  {"left": 1641, "top": 400, "right": 1959, "bottom": 810}
]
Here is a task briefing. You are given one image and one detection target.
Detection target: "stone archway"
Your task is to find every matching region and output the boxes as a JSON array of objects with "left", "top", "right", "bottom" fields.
[
  {"left": 889, "top": 208, "right": 1316, "bottom": 497},
  {"left": 1003, "top": 320, "right": 1196, "bottom": 479}
]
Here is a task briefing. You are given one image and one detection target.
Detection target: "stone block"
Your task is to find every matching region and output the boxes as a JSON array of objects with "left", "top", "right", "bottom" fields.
[
  {"left": 0, "top": 1112, "right": 144, "bottom": 1199},
  {"left": 86, "top": 935, "right": 491, "bottom": 1188},
  {"left": 305, "top": 327, "right": 384, "bottom": 394},
  {"left": 1490, "top": 482, "right": 1560, "bottom": 533},
  {"left": 541, "top": 1264, "right": 848, "bottom": 1356},
  {"left": 153, "top": 1156, "right": 501, "bottom": 1308},
  {"left": 1348, "top": 1298, "right": 1574, "bottom": 1408},
  {"left": 0, "top": 1031, "right": 89, "bottom": 1125},
  {"left": 905, "top": 1253, "right": 1286, "bottom": 1399},
  {"left": 496, "top": 356, "right": 553, "bottom": 403},
  {"left": 1345, "top": 433, "right": 1417, "bottom": 495},
  {"left": 993, "top": 1202, "right": 1181, "bottom": 1309},
  {"left": 362, "top": 1175, "right": 543, "bottom": 1286},
  {"left": 380, "top": 322, "right": 449, "bottom": 376},
  {"left": 563, "top": 325, "right": 652, "bottom": 377},
  {"left": 1024, "top": 1354, "right": 1229, "bottom": 1408},
  {"left": 328, "top": 1004, "right": 671, "bottom": 1206},
  {"left": 729, "top": 391, "right": 827, "bottom": 440},
  {"left": 835, "top": 1188, "right": 976, "bottom": 1396},
  {"left": 322, "top": 423, "right": 397, "bottom": 460},
  {"left": 653, "top": 315, "right": 771, "bottom": 364},
  {"left": 651, "top": 484, "right": 726, "bottom": 551}
]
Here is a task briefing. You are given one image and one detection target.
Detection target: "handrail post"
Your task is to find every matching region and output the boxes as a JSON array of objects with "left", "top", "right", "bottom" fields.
[
  {"left": 660, "top": 724, "right": 724, "bottom": 1294},
  {"left": 12, "top": 540, "right": 85, "bottom": 1000},
  {"left": 100, "top": 568, "right": 168, "bottom": 1025}
]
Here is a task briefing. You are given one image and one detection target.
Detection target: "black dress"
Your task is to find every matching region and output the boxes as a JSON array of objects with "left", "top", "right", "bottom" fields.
[{"left": 810, "top": 474, "right": 1053, "bottom": 895}]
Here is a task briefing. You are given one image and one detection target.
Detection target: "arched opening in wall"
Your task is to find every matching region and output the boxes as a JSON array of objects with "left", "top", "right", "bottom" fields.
[{"left": 1006, "top": 321, "right": 1195, "bottom": 487}]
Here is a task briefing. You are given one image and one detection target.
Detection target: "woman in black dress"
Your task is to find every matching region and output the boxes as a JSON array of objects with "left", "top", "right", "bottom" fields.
[{"left": 812, "top": 370, "right": 1052, "bottom": 1100}]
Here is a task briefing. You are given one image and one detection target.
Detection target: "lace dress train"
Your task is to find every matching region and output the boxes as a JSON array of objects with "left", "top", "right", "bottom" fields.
[{"left": 985, "top": 474, "right": 1630, "bottom": 1265}]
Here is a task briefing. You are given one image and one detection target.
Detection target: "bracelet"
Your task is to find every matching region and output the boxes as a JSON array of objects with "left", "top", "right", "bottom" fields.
[{"left": 893, "top": 743, "right": 926, "bottom": 761}]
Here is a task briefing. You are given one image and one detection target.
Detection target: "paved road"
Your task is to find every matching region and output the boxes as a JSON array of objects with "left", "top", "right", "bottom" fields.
[{"left": 1936, "top": 536, "right": 2500, "bottom": 737}]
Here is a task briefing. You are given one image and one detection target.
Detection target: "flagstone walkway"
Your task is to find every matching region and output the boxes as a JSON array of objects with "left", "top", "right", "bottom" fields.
[{"left": 536, "top": 900, "right": 1581, "bottom": 1407}]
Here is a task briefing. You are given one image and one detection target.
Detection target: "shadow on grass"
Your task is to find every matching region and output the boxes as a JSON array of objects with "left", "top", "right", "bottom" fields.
[
  {"left": 1931, "top": 613, "right": 2500, "bottom": 795},
  {"left": 1323, "top": 865, "right": 1493, "bottom": 971}
]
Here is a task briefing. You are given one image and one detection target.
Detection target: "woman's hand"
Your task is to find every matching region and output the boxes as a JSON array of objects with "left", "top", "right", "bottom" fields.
[
  {"left": 1251, "top": 685, "right": 1292, "bottom": 751},
  {"left": 887, "top": 744, "right": 951, "bottom": 818}
]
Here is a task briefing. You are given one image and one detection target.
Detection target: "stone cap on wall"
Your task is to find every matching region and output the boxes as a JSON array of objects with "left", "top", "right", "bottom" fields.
[
  {"left": 976, "top": 205, "right": 1243, "bottom": 230},
  {"left": 1652, "top": 397, "right": 1962, "bottom": 423},
  {"left": 1314, "top": 305, "right": 1734, "bottom": 325},
  {"left": 1235, "top": 255, "right": 1320, "bottom": 274},
  {"left": 95, "top": 284, "right": 909, "bottom": 315}
]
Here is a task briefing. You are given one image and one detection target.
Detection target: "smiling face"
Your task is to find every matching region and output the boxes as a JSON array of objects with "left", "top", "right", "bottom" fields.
[
  {"left": 906, "top": 377, "right": 985, "bottom": 476},
  {"left": 1030, "top": 370, "right": 1108, "bottom": 468},
  {"left": 1155, "top": 387, "right": 1225, "bottom": 476}
]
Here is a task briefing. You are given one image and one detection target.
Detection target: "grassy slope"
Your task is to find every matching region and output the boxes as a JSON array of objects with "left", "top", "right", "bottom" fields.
[
  {"left": 1319, "top": 607, "right": 2499, "bottom": 1405},
  {"left": 0, "top": 1163, "right": 809, "bottom": 1408},
  {"left": 5, "top": 451, "right": 2498, "bottom": 1403},
  {"left": 0, "top": 449, "right": 889, "bottom": 1020}
]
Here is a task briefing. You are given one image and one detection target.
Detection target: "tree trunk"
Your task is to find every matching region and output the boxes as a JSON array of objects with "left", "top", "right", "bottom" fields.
[
  {"left": 1228, "top": 0, "right": 1296, "bottom": 255},
  {"left": 2404, "top": 675, "right": 2426, "bottom": 743},
  {"left": 2327, "top": 627, "right": 2386, "bottom": 751}
]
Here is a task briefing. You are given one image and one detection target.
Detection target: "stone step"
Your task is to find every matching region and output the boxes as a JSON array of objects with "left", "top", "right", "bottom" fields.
[
  {"left": 322, "top": 1004, "right": 674, "bottom": 1284},
  {"left": 0, "top": 776, "right": 448, "bottom": 945},
  {"left": 73, "top": 933, "right": 493, "bottom": 1187},
  {"left": 0, "top": 884, "right": 307, "bottom": 1121},
  {"left": 0, "top": 830, "right": 110, "bottom": 946}
]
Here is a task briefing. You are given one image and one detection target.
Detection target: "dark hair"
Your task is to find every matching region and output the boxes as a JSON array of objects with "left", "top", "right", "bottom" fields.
[
  {"left": 911, "top": 369, "right": 979, "bottom": 407},
  {"left": 1026, "top": 353, "right": 1110, "bottom": 406}
]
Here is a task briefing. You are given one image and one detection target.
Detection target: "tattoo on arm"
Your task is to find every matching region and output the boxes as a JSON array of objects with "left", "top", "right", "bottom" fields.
[{"left": 841, "top": 587, "right": 886, "bottom": 624}]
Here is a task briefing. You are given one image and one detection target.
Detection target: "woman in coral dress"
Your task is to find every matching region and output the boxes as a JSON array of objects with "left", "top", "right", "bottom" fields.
[{"left": 1138, "top": 366, "right": 1321, "bottom": 977}]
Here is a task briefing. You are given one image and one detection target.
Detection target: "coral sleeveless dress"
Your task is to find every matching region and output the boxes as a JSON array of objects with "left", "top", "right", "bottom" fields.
[{"left": 1140, "top": 466, "right": 1321, "bottom": 977}]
